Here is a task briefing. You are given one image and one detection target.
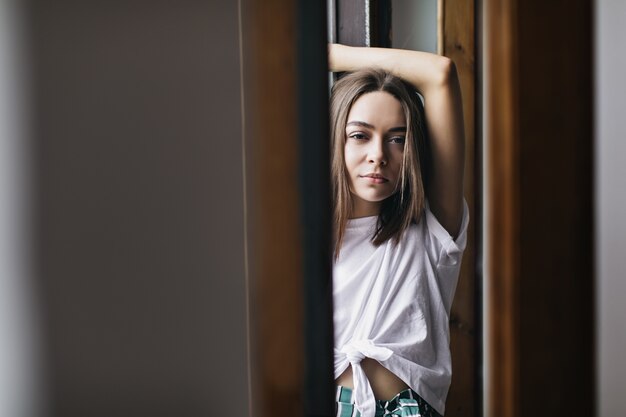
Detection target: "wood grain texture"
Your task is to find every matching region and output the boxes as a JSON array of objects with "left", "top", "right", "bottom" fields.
[{"left": 440, "top": 0, "right": 479, "bottom": 416}]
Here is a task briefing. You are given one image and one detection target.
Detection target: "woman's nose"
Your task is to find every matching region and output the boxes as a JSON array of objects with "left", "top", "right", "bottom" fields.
[{"left": 367, "top": 139, "right": 387, "bottom": 166}]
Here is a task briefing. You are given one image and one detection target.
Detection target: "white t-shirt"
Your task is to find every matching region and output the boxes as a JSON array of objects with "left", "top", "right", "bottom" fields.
[{"left": 333, "top": 200, "right": 469, "bottom": 417}]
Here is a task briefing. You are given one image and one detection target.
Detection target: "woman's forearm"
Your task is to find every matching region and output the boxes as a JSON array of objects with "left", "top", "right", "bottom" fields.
[{"left": 328, "top": 44, "right": 453, "bottom": 95}]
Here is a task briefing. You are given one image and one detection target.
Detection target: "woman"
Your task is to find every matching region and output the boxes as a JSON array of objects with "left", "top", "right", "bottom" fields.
[{"left": 329, "top": 44, "right": 469, "bottom": 417}]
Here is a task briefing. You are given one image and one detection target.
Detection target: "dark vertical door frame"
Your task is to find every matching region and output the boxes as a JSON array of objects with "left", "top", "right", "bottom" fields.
[
  {"left": 242, "top": 1, "right": 334, "bottom": 416},
  {"left": 335, "top": 0, "right": 391, "bottom": 47},
  {"left": 486, "top": 0, "right": 594, "bottom": 416},
  {"left": 297, "top": 2, "right": 335, "bottom": 417}
]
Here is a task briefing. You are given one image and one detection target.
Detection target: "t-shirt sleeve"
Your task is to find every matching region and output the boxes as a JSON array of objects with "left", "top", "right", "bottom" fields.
[
  {"left": 424, "top": 199, "right": 470, "bottom": 313},
  {"left": 424, "top": 198, "right": 470, "bottom": 267}
]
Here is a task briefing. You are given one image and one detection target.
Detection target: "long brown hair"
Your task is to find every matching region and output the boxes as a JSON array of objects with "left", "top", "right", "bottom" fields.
[{"left": 331, "top": 68, "right": 429, "bottom": 259}]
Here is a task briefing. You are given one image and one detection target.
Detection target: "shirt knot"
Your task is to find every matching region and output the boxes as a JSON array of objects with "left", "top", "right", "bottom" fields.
[{"left": 338, "top": 340, "right": 394, "bottom": 417}]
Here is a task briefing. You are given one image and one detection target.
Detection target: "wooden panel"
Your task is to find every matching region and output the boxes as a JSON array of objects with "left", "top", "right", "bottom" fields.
[
  {"left": 240, "top": 1, "right": 304, "bottom": 416},
  {"left": 486, "top": 0, "right": 520, "bottom": 414},
  {"left": 243, "top": 2, "right": 335, "bottom": 416},
  {"left": 440, "top": 1, "right": 479, "bottom": 416},
  {"left": 486, "top": 0, "right": 594, "bottom": 416}
]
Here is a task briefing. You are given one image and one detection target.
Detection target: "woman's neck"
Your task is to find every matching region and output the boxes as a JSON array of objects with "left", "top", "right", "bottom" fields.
[{"left": 350, "top": 196, "right": 381, "bottom": 219}]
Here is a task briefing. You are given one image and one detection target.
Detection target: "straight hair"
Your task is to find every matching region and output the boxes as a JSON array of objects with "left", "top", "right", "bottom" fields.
[{"left": 330, "top": 69, "right": 429, "bottom": 259}]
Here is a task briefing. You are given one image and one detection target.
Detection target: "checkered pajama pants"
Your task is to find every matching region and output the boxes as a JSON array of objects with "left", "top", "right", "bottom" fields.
[{"left": 335, "top": 386, "right": 442, "bottom": 417}]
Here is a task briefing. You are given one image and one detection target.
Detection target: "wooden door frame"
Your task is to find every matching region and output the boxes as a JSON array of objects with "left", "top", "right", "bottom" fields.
[
  {"left": 241, "top": 1, "right": 334, "bottom": 416},
  {"left": 485, "top": 0, "right": 594, "bottom": 416},
  {"left": 438, "top": 1, "right": 481, "bottom": 416}
]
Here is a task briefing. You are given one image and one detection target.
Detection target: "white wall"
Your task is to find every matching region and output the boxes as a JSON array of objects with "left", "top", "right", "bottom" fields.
[{"left": 596, "top": 1, "right": 626, "bottom": 416}]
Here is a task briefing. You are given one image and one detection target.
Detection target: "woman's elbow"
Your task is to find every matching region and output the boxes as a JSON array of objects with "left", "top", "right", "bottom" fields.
[{"left": 434, "top": 56, "right": 458, "bottom": 86}]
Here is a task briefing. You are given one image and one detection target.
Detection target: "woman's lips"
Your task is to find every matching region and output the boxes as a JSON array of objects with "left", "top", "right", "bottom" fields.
[{"left": 360, "top": 174, "right": 389, "bottom": 184}]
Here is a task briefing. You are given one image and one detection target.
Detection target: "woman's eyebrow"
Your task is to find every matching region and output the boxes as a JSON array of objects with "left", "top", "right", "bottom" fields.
[
  {"left": 346, "top": 121, "right": 374, "bottom": 129},
  {"left": 346, "top": 121, "right": 407, "bottom": 132}
]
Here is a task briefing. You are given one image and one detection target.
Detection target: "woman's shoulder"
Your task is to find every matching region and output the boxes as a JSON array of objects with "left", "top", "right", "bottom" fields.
[{"left": 422, "top": 198, "right": 470, "bottom": 266}]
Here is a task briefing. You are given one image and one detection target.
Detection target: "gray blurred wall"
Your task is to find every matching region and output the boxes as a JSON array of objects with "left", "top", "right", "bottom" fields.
[
  {"left": 0, "top": 1, "right": 41, "bottom": 416},
  {"left": 596, "top": 0, "right": 626, "bottom": 416},
  {"left": 0, "top": 2, "right": 249, "bottom": 416}
]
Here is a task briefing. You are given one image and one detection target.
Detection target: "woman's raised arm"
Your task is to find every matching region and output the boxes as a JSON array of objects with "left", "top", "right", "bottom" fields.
[{"left": 329, "top": 44, "right": 466, "bottom": 238}]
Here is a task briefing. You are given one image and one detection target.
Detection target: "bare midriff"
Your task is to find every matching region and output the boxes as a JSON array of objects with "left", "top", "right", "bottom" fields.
[{"left": 335, "top": 358, "right": 410, "bottom": 401}]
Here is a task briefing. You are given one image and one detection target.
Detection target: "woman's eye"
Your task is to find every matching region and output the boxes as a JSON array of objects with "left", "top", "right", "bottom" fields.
[
  {"left": 348, "top": 133, "right": 367, "bottom": 140},
  {"left": 389, "top": 136, "right": 406, "bottom": 144}
]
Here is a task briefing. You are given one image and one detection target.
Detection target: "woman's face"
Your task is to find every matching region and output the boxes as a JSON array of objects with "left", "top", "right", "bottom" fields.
[{"left": 344, "top": 91, "right": 406, "bottom": 218}]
